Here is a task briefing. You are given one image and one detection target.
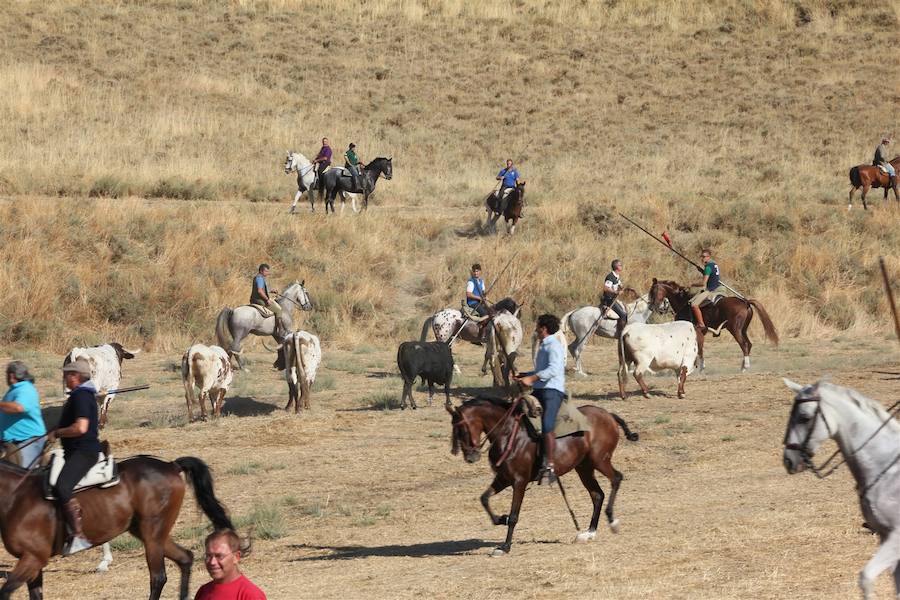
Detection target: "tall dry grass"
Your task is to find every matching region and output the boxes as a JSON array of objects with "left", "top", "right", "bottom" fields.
[{"left": 0, "top": 1, "right": 899, "bottom": 351}]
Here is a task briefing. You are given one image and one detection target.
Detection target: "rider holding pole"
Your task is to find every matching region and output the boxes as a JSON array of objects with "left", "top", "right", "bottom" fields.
[
  {"left": 689, "top": 249, "right": 724, "bottom": 334},
  {"left": 600, "top": 259, "right": 632, "bottom": 338},
  {"left": 495, "top": 159, "right": 521, "bottom": 214}
]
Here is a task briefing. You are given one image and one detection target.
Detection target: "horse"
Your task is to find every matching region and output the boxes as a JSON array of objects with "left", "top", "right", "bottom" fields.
[
  {"left": 321, "top": 157, "right": 393, "bottom": 214},
  {"left": 447, "top": 397, "right": 638, "bottom": 556},
  {"left": 420, "top": 298, "right": 522, "bottom": 386},
  {"left": 648, "top": 278, "right": 778, "bottom": 372},
  {"left": 215, "top": 280, "right": 313, "bottom": 369},
  {"left": 783, "top": 379, "right": 900, "bottom": 600},
  {"left": 557, "top": 294, "right": 666, "bottom": 376},
  {"left": 848, "top": 156, "right": 900, "bottom": 210},
  {"left": 0, "top": 456, "right": 234, "bottom": 600},
  {"left": 484, "top": 182, "right": 526, "bottom": 234},
  {"left": 283, "top": 151, "right": 323, "bottom": 214}
]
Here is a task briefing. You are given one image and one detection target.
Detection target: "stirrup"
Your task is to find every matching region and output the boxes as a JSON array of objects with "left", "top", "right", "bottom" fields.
[
  {"left": 538, "top": 465, "right": 558, "bottom": 486},
  {"left": 64, "top": 535, "right": 93, "bottom": 556}
]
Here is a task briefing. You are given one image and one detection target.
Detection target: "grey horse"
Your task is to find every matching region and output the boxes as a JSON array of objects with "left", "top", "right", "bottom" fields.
[
  {"left": 215, "top": 281, "right": 312, "bottom": 369},
  {"left": 556, "top": 295, "right": 665, "bottom": 376}
]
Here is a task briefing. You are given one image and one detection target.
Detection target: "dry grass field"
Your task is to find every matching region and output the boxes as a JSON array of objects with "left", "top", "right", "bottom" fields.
[{"left": 2, "top": 0, "right": 900, "bottom": 598}]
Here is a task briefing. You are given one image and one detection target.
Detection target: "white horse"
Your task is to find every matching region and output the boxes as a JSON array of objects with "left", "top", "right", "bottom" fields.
[
  {"left": 556, "top": 295, "right": 664, "bottom": 376},
  {"left": 284, "top": 151, "right": 320, "bottom": 214},
  {"left": 783, "top": 378, "right": 900, "bottom": 599}
]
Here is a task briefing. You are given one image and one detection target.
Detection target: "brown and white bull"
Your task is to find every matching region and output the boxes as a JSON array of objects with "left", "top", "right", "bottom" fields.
[
  {"left": 62, "top": 343, "right": 140, "bottom": 428},
  {"left": 617, "top": 321, "right": 700, "bottom": 400},
  {"left": 275, "top": 331, "right": 322, "bottom": 412},
  {"left": 181, "top": 344, "right": 233, "bottom": 421}
]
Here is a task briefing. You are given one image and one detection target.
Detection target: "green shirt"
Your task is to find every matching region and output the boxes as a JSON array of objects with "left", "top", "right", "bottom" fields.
[{"left": 345, "top": 149, "right": 360, "bottom": 166}]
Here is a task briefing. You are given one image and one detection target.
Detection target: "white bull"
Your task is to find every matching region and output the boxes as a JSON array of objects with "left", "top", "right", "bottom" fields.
[
  {"left": 181, "top": 344, "right": 233, "bottom": 421},
  {"left": 617, "top": 321, "right": 699, "bottom": 400},
  {"left": 63, "top": 343, "right": 139, "bottom": 428},
  {"left": 281, "top": 331, "right": 322, "bottom": 412}
]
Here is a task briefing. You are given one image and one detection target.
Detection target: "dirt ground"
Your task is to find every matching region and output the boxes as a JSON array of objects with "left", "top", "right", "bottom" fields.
[{"left": 1, "top": 334, "right": 897, "bottom": 599}]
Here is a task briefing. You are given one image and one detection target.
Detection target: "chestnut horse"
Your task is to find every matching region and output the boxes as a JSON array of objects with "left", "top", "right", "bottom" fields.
[
  {"left": 648, "top": 278, "right": 779, "bottom": 372},
  {"left": 447, "top": 396, "right": 638, "bottom": 556},
  {"left": 0, "top": 456, "right": 233, "bottom": 600},
  {"left": 848, "top": 156, "right": 900, "bottom": 210},
  {"left": 485, "top": 182, "right": 526, "bottom": 234}
]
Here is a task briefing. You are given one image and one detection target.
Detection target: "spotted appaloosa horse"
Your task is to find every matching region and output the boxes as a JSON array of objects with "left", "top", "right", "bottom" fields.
[{"left": 848, "top": 156, "right": 900, "bottom": 210}]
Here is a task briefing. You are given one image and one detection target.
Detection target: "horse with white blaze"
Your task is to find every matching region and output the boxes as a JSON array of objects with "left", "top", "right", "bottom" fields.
[
  {"left": 181, "top": 344, "right": 233, "bottom": 421},
  {"left": 616, "top": 321, "right": 699, "bottom": 399}
]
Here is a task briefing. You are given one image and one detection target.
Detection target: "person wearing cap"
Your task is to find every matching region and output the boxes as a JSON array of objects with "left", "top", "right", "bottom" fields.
[
  {"left": 0, "top": 361, "right": 47, "bottom": 468},
  {"left": 495, "top": 159, "right": 521, "bottom": 214},
  {"left": 344, "top": 142, "right": 365, "bottom": 192},
  {"left": 599, "top": 259, "right": 633, "bottom": 338},
  {"left": 51, "top": 357, "right": 102, "bottom": 555},
  {"left": 873, "top": 137, "right": 896, "bottom": 184}
]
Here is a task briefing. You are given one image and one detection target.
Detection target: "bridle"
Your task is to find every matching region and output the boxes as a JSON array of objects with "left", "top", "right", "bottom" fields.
[{"left": 454, "top": 397, "right": 523, "bottom": 464}]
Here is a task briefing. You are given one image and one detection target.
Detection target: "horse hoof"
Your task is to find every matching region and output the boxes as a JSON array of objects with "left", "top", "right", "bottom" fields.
[
  {"left": 96, "top": 562, "right": 110, "bottom": 573},
  {"left": 575, "top": 530, "right": 596, "bottom": 543},
  {"left": 490, "top": 547, "right": 508, "bottom": 558},
  {"left": 609, "top": 519, "right": 620, "bottom": 534},
  {"left": 642, "top": 392, "right": 650, "bottom": 399},
  {"left": 678, "top": 392, "right": 685, "bottom": 399}
]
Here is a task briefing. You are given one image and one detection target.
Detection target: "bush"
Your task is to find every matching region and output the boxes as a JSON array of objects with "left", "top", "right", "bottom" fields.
[
  {"left": 578, "top": 201, "right": 618, "bottom": 236},
  {"left": 148, "top": 177, "right": 213, "bottom": 200},
  {"left": 89, "top": 175, "right": 130, "bottom": 198}
]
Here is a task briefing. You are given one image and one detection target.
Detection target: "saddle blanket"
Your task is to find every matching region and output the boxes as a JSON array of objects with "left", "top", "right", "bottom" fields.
[
  {"left": 245, "top": 304, "right": 274, "bottom": 318},
  {"left": 43, "top": 449, "right": 119, "bottom": 500},
  {"left": 522, "top": 395, "right": 591, "bottom": 439},
  {"left": 698, "top": 292, "right": 726, "bottom": 308}
]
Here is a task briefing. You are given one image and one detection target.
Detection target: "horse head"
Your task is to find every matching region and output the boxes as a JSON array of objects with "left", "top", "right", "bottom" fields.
[
  {"left": 648, "top": 279, "right": 687, "bottom": 314},
  {"left": 782, "top": 379, "right": 834, "bottom": 474},
  {"left": 284, "top": 151, "right": 295, "bottom": 174},
  {"left": 285, "top": 280, "right": 313, "bottom": 311},
  {"left": 448, "top": 403, "right": 482, "bottom": 463},
  {"left": 373, "top": 157, "right": 392, "bottom": 180}
]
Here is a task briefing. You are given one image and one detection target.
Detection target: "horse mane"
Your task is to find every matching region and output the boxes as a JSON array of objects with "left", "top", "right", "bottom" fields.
[
  {"left": 655, "top": 279, "right": 691, "bottom": 295},
  {"left": 823, "top": 382, "right": 900, "bottom": 432},
  {"left": 492, "top": 297, "right": 518, "bottom": 314},
  {"left": 460, "top": 395, "right": 513, "bottom": 410}
]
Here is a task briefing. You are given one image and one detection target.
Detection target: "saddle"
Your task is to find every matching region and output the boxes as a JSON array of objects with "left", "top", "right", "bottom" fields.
[
  {"left": 521, "top": 394, "right": 590, "bottom": 439},
  {"left": 43, "top": 449, "right": 119, "bottom": 500},
  {"left": 697, "top": 293, "right": 726, "bottom": 308},
  {"left": 461, "top": 302, "right": 490, "bottom": 323},
  {"left": 245, "top": 303, "right": 274, "bottom": 318}
]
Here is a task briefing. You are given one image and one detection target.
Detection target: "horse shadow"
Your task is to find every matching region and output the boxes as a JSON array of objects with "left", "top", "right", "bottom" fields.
[
  {"left": 365, "top": 371, "right": 398, "bottom": 380},
  {"left": 221, "top": 396, "right": 278, "bottom": 417},
  {"left": 288, "top": 538, "right": 494, "bottom": 561}
]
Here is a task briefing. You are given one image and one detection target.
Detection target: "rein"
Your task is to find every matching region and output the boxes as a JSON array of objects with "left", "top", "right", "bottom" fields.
[
  {"left": 277, "top": 292, "right": 310, "bottom": 311},
  {"left": 456, "top": 397, "right": 523, "bottom": 453}
]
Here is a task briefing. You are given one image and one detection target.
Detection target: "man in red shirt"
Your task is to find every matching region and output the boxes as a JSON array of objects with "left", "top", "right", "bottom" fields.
[{"left": 195, "top": 530, "right": 266, "bottom": 600}]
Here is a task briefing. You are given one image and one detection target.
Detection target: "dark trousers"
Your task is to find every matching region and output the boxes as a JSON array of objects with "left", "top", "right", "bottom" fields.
[
  {"left": 601, "top": 297, "right": 627, "bottom": 322},
  {"left": 533, "top": 388, "right": 565, "bottom": 434},
  {"left": 469, "top": 303, "right": 489, "bottom": 317},
  {"left": 54, "top": 450, "right": 97, "bottom": 503}
]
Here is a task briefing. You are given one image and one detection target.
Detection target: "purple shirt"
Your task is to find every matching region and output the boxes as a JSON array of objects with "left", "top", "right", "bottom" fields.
[{"left": 315, "top": 146, "right": 332, "bottom": 165}]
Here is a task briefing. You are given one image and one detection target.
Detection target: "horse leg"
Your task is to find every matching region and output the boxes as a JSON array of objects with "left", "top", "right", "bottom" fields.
[
  {"left": 142, "top": 538, "right": 168, "bottom": 600},
  {"left": 492, "top": 480, "right": 527, "bottom": 556},
  {"left": 859, "top": 530, "right": 900, "bottom": 600},
  {"left": 0, "top": 555, "right": 46, "bottom": 600},
  {"left": 862, "top": 184, "right": 870, "bottom": 210},
  {"left": 480, "top": 475, "right": 511, "bottom": 526},
  {"left": 574, "top": 463, "right": 604, "bottom": 542},
  {"left": 26, "top": 570, "right": 43, "bottom": 600},
  {"left": 291, "top": 190, "right": 301, "bottom": 214},
  {"left": 597, "top": 461, "right": 623, "bottom": 533},
  {"left": 696, "top": 332, "right": 705, "bottom": 372},
  {"left": 97, "top": 541, "right": 114, "bottom": 572},
  {"left": 162, "top": 538, "right": 194, "bottom": 600},
  {"left": 677, "top": 366, "right": 688, "bottom": 398},
  {"left": 849, "top": 185, "right": 855, "bottom": 210}
]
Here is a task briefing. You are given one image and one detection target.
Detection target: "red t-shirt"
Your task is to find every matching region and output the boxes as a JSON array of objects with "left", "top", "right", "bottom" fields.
[{"left": 194, "top": 575, "right": 267, "bottom": 600}]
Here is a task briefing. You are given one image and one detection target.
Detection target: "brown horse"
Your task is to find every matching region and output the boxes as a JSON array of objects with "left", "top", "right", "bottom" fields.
[
  {"left": 485, "top": 182, "right": 526, "bottom": 234},
  {"left": 447, "top": 396, "right": 638, "bottom": 556},
  {"left": 0, "top": 456, "right": 233, "bottom": 600},
  {"left": 648, "top": 278, "right": 779, "bottom": 372},
  {"left": 848, "top": 156, "right": 900, "bottom": 210}
]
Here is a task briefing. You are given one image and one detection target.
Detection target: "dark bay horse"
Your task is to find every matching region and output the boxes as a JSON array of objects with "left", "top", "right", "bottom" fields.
[
  {"left": 447, "top": 397, "right": 638, "bottom": 556},
  {"left": 322, "top": 157, "right": 393, "bottom": 214},
  {"left": 848, "top": 156, "right": 900, "bottom": 210},
  {"left": 648, "top": 278, "right": 779, "bottom": 372},
  {"left": 0, "top": 456, "right": 233, "bottom": 600},
  {"left": 485, "top": 182, "right": 526, "bottom": 234}
]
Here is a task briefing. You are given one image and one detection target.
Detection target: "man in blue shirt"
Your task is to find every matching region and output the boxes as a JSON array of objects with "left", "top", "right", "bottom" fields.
[
  {"left": 495, "top": 159, "right": 521, "bottom": 214},
  {"left": 250, "top": 263, "right": 287, "bottom": 340},
  {"left": 514, "top": 313, "right": 565, "bottom": 484},
  {"left": 0, "top": 361, "right": 47, "bottom": 468},
  {"left": 689, "top": 248, "right": 724, "bottom": 334}
]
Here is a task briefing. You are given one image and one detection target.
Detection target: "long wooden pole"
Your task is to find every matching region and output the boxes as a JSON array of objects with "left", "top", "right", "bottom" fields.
[{"left": 879, "top": 257, "right": 900, "bottom": 344}]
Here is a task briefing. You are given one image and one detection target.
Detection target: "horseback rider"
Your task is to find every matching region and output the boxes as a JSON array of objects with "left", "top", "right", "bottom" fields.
[
  {"left": 513, "top": 313, "right": 565, "bottom": 485},
  {"left": 311, "top": 137, "right": 332, "bottom": 182},
  {"left": 494, "top": 159, "right": 521, "bottom": 214},
  {"left": 49, "top": 358, "right": 101, "bottom": 555},
  {"left": 250, "top": 264, "right": 288, "bottom": 340},
  {"left": 600, "top": 259, "right": 632, "bottom": 338},
  {"left": 465, "top": 263, "right": 492, "bottom": 339},
  {"left": 873, "top": 137, "right": 896, "bottom": 186},
  {"left": 689, "top": 249, "right": 723, "bottom": 334},
  {"left": 344, "top": 142, "right": 365, "bottom": 193},
  {"left": 0, "top": 361, "right": 47, "bottom": 468}
]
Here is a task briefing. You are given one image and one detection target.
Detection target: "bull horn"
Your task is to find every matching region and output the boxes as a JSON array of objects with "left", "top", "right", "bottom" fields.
[
  {"left": 124, "top": 348, "right": 142, "bottom": 355},
  {"left": 261, "top": 340, "right": 282, "bottom": 353}
]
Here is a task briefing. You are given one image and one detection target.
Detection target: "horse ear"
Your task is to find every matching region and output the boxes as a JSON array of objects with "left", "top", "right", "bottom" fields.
[
  {"left": 652, "top": 277, "right": 657, "bottom": 284},
  {"left": 300, "top": 279, "right": 305, "bottom": 287},
  {"left": 783, "top": 378, "right": 805, "bottom": 393},
  {"left": 387, "top": 156, "right": 392, "bottom": 161}
]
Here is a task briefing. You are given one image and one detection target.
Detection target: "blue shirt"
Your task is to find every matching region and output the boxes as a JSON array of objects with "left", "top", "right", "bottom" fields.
[
  {"left": 498, "top": 167, "right": 519, "bottom": 188},
  {"left": 527, "top": 334, "right": 565, "bottom": 394},
  {"left": 0, "top": 381, "right": 47, "bottom": 441},
  {"left": 466, "top": 276, "right": 486, "bottom": 308}
]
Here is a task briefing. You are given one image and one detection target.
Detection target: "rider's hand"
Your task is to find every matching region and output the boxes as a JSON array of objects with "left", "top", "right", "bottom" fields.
[{"left": 46, "top": 430, "right": 58, "bottom": 443}]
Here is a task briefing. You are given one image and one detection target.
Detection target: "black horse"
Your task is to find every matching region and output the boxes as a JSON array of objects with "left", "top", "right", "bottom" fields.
[
  {"left": 485, "top": 182, "right": 526, "bottom": 234},
  {"left": 322, "top": 157, "right": 393, "bottom": 213}
]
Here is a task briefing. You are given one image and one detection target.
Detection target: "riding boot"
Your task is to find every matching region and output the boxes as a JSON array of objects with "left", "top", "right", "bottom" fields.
[
  {"left": 615, "top": 318, "right": 626, "bottom": 339},
  {"left": 540, "top": 433, "right": 558, "bottom": 485},
  {"left": 63, "top": 498, "right": 93, "bottom": 555},
  {"left": 692, "top": 305, "right": 708, "bottom": 334}
]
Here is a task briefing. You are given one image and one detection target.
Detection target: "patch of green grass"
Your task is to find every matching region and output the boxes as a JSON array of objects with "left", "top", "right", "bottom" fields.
[
  {"left": 327, "top": 358, "right": 368, "bottom": 375},
  {"left": 427, "top": 431, "right": 444, "bottom": 438},
  {"left": 375, "top": 504, "right": 392, "bottom": 517},
  {"left": 359, "top": 391, "right": 402, "bottom": 411},
  {"left": 235, "top": 504, "right": 287, "bottom": 540},
  {"left": 281, "top": 495, "right": 300, "bottom": 507},
  {"left": 336, "top": 504, "right": 353, "bottom": 517},
  {"left": 721, "top": 435, "right": 736, "bottom": 442},
  {"left": 226, "top": 461, "right": 263, "bottom": 476},
  {"left": 109, "top": 534, "right": 142, "bottom": 551},
  {"left": 313, "top": 374, "right": 336, "bottom": 391},
  {"left": 140, "top": 411, "right": 188, "bottom": 429},
  {"left": 300, "top": 502, "right": 327, "bottom": 518},
  {"left": 653, "top": 415, "right": 670, "bottom": 425},
  {"left": 353, "top": 344, "right": 377, "bottom": 354},
  {"left": 353, "top": 515, "right": 376, "bottom": 527}
]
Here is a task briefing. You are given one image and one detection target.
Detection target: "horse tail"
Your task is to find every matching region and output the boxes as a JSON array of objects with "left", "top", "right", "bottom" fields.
[
  {"left": 295, "top": 334, "right": 310, "bottom": 400},
  {"left": 747, "top": 299, "right": 779, "bottom": 345},
  {"left": 175, "top": 456, "right": 235, "bottom": 532},
  {"left": 420, "top": 316, "right": 434, "bottom": 342},
  {"left": 849, "top": 166, "right": 861, "bottom": 188},
  {"left": 611, "top": 413, "right": 639, "bottom": 442},
  {"left": 559, "top": 309, "right": 576, "bottom": 337},
  {"left": 215, "top": 308, "right": 233, "bottom": 351},
  {"left": 181, "top": 350, "right": 195, "bottom": 415}
]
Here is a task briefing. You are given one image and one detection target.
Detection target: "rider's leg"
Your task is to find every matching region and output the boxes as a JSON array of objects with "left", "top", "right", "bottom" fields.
[
  {"left": 612, "top": 303, "right": 628, "bottom": 337},
  {"left": 498, "top": 187, "right": 511, "bottom": 214},
  {"left": 268, "top": 302, "right": 287, "bottom": 340},
  {"left": 538, "top": 389, "right": 563, "bottom": 483},
  {"left": 54, "top": 450, "right": 98, "bottom": 554}
]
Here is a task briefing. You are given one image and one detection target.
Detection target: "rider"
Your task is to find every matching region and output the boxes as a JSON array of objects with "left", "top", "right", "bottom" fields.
[
  {"left": 873, "top": 137, "right": 896, "bottom": 186},
  {"left": 344, "top": 142, "right": 365, "bottom": 193},
  {"left": 513, "top": 313, "right": 565, "bottom": 485},
  {"left": 0, "top": 361, "right": 47, "bottom": 468},
  {"left": 495, "top": 159, "right": 521, "bottom": 214},
  {"left": 465, "top": 263, "right": 491, "bottom": 339},
  {"left": 250, "top": 264, "right": 288, "bottom": 341},
  {"left": 689, "top": 249, "right": 723, "bottom": 334},
  {"left": 311, "top": 137, "right": 332, "bottom": 182},
  {"left": 51, "top": 358, "right": 101, "bottom": 555},
  {"left": 600, "top": 259, "right": 631, "bottom": 338}
]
